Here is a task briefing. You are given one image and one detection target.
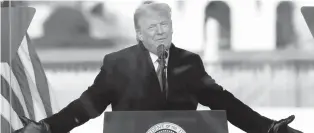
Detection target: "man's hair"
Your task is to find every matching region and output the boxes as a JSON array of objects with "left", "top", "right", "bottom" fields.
[{"left": 133, "top": 1, "right": 172, "bottom": 31}]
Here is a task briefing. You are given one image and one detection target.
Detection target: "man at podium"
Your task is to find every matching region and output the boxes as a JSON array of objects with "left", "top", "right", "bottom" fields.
[{"left": 15, "top": 1, "right": 302, "bottom": 133}]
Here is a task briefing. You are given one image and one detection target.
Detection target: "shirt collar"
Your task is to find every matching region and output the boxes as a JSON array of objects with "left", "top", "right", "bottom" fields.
[
  {"left": 149, "top": 50, "right": 170, "bottom": 64},
  {"left": 149, "top": 52, "right": 159, "bottom": 63}
]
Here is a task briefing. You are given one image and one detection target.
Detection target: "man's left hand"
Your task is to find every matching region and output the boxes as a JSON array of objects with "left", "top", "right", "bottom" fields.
[
  {"left": 13, "top": 116, "right": 51, "bottom": 133},
  {"left": 268, "top": 115, "right": 303, "bottom": 133}
]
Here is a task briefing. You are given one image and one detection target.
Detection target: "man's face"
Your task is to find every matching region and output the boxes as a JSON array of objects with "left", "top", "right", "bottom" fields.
[{"left": 137, "top": 11, "right": 173, "bottom": 55}]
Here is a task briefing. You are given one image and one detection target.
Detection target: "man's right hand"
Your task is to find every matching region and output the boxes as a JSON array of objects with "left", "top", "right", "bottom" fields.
[{"left": 13, "top": 116, "right": 51, "bottom": 133}]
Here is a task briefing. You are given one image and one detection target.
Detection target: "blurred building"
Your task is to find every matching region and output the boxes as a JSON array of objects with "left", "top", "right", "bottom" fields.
[{"left": 26, "top": 0, "right": 314, "bottom": 51}]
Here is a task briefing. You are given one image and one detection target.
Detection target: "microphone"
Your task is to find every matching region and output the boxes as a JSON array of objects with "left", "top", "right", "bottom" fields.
[{"left": 157, "top": 44, "right": 168, "bottom": 60}]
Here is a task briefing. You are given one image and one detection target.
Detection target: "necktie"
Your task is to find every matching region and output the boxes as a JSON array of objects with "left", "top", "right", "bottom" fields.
[{"left": 156, "top": 53, "right": 168, "bottom": 97}]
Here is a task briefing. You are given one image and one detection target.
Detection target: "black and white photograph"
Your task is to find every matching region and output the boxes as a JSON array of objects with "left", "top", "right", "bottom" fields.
[{"left": 1, "top": 0, "right": 314, "bottom": 133}]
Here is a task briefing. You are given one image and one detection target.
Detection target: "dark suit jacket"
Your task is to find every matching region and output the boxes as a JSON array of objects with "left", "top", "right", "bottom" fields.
[{"left": 44, "top": 42, "right": 274, "bottom": 133}]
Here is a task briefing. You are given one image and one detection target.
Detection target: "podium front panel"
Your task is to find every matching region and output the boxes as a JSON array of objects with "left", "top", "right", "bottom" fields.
[{"left": 103, "top": 110, "right": 228, "bottom": 133}]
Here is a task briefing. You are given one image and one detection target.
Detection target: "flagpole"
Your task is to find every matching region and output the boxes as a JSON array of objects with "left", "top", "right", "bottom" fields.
[
  {"left": 9, "top": 1, "right": 13, "bottom": 133},
  {"left": 0, "top": 3, "right": 2, "bottom": 132}
]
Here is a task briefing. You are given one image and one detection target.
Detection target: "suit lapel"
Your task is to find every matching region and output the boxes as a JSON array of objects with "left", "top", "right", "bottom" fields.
[
  {"left": 167, "top": 44, "right": 179, "bottom": 88},
  {"left": 137, "top": 42, "right": 159, "bottom": 85},
  {"left": 137, "top": 42, "right": 165, "bottom": 99}
]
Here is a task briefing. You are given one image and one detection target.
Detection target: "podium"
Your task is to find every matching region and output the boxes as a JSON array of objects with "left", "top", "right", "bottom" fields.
[{"left": 103, "top": 110, "right": 229, "bottom": 133}]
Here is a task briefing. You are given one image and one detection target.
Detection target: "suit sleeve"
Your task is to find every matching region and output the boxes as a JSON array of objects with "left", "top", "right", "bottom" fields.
[
  {"left": 190, "top": 55, "right": 274, "bottom": 133},
  {"left": 43, "top": 56, "right": 115, "bottom": 133}
]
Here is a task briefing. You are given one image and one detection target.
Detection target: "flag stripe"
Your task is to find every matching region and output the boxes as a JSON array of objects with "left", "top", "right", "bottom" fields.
[
  {"left": 26, "top": 35, "right": 53, "bottom": 116},
  {"left": 24, "top": 68, "right": 47, "bottom": 121},
  {"left": 0, "top": 94, "right": 23, "bottom": 130},
  {"left": 0, "top": 63, "right": 30, "bottom": 118},
  {"left": 1, "top": 76, "right": 26, "bottom": 117},
  {"left": 11, "top": 55, "right": 35, "bottom": 120},
  {"left": 47, "top": 83, "right": 59, "bottom": 113},
  {"left": 1, "top": 115, "right": 14, "bottom": 133},
  {"left": 18, "top": 36, "right": 47, "bottom": 121}
]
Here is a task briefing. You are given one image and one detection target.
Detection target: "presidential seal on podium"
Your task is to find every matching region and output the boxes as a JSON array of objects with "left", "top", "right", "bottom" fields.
[{"left": 146, "top": 122, "right": 186, "bottom": 133}]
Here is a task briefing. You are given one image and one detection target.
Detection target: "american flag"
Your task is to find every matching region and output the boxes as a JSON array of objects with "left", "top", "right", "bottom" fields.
[{"left": 1, "top": 6, "right": 58, "bottom": 133}]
